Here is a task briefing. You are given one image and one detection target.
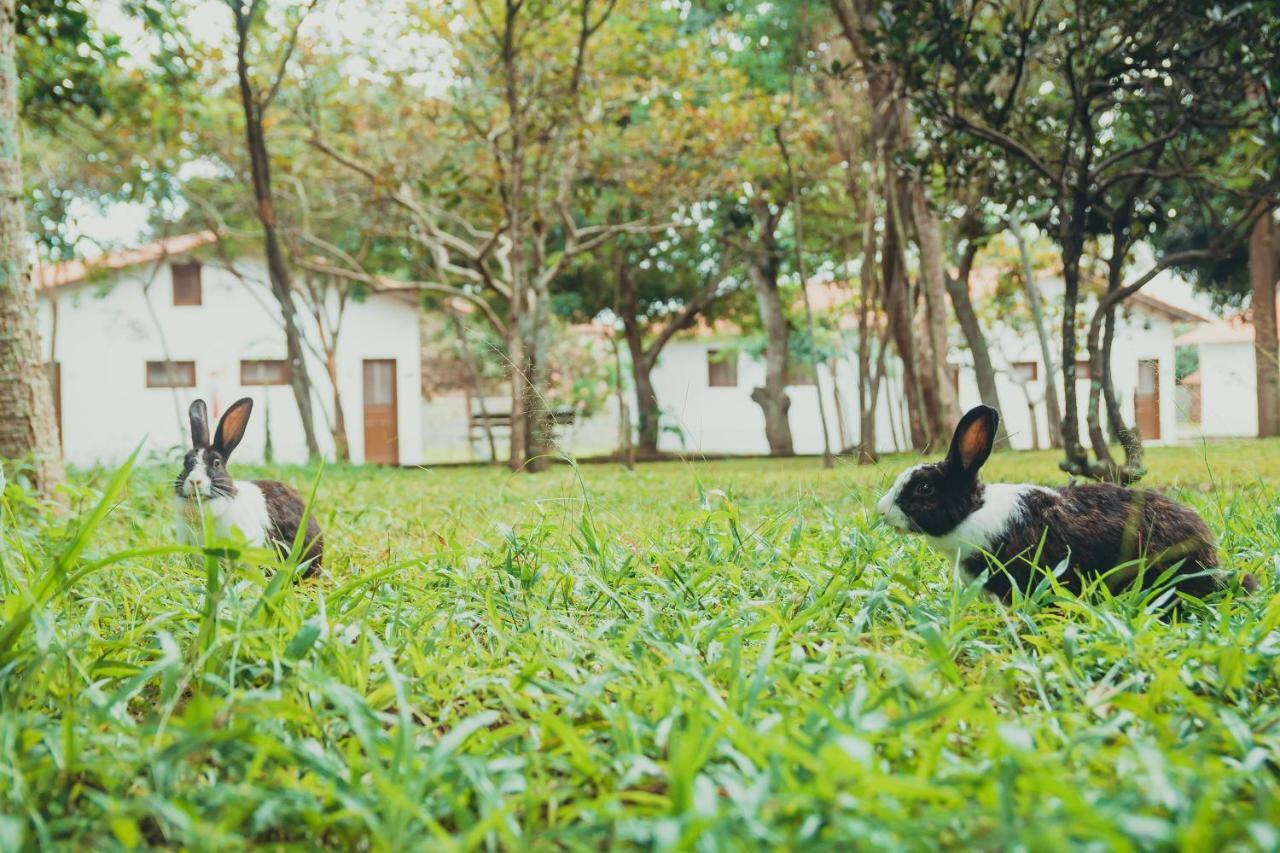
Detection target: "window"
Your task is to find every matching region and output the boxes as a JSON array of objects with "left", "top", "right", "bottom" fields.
[
  {"left": 1075, "top": 359, "right": 1093, "bottom": 380},
  {"left": 146, "top": 360, "right": 196, "bottom": 388},
  {"left": 707, "top": 350, "right": 738, "bottom": 387},
  {"left": 241, "top": 359, "right": 291, "bottom": 386},
  {"left": 785, "top": 361, "right": 816, "bottom": 387},
  {"left": 172, "top": 261, "right": 202, "bottom": 306},
  {"left": 1011, "top": 361, "right": 1038, "bottom": 383}
]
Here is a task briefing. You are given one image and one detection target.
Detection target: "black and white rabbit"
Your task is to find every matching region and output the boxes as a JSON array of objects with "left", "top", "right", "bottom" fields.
[
  {"left": 877, "top": 405, "right": 1255, "bottom": 601},
  {"left": 175, "top": 397, "right": 323, "bottom": 576}
]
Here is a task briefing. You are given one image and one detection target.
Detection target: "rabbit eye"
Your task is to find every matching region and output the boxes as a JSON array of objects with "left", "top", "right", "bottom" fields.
[{"left": 915, "top": 482, "right": 935, "bottom": 497}]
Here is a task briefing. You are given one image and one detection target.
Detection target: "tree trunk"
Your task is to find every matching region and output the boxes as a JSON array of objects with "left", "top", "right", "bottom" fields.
[
  {"left": 506, "top": 320, "right": 528, "bottom": 471},
  {"left": 946, "top": 242, "right": 1008, "bottom": 450},
  {"left": 746, "top": 255, "right": 794, "bottom": 456},
  {"left": 745, "top": 202, "right": 794, "bottom": 456},
  {"left": 1251, "top": 206, "right": 1279, "bottom": 437},
  {"left": 856, "top": 289, "right": 876, "bottom": 463},
  {"left": 1018, "top": 385, "right": 1042, "bottom": 450},
  {"left": 0, "top": 0, "right": 64, "bottom": 496},
  {"left": 1084, "top": 326, "right": 1115, "bottom": 478},
  {"left": 525, "top": 281, "right": 554, "bottom": 471},
  {"left": 910, "top": 183, "right": 961, "bottom": 427},
  {"left": 1100, "top": 302, "right": 1142, "bottom": 475},
  {"left": 1058, "top": 211, "right": 1089, "bottom": 474},
  {"left": 619, "top": 266, "right": 662, "bottom": 455},
  {"left": 881, "top": 192, "right": 929, "bottom": 450},
  {"left": 864, "top": 328, "right": 892, "bottom": 462},
  {"left": 777, "top": 121, "right": 833, "bottom": 468},
  {"left": 631, "top": 350, "right": 660, "bottom": 455},
  {"left": 500, "top": 8, "right": 530, "bottom": 473},
  {"left": 1012, "top": 213, "right": 1063, "bottom": 449},
  {"left": 450, "top": 310, "right": 497, "bottom": 462},
  {"left": 610, "top": 334, "right": 633, "bottom": 469},
  {"left": 325, "top": 349, "right": 350, "bottom": 461},
  {"left": 1084, "top": 244, "right": 1144, "bottom": 484},
  {"left": 830, "top": 357, "right": 849, "bottom": 450},
  {"left": 233, "top": 12, "right": 320, "bottom": 459},
  {"left": 855, "top": 191, "right": 884, "bottom": 464},
  {"left": 1084, "top": 257, "right": 1121, "bottom": 478}
]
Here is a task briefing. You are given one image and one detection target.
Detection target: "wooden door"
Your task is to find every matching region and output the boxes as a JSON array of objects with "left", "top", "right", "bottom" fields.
[
  {"left": 1135, "top": 359, "right": 1160, "bottom": 440},
  {"left": 362, "top": 359, "right": 399, "bottom": 465}
]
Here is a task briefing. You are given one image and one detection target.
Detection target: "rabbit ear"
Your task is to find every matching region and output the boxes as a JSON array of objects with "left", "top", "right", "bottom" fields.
[
  {"left": 213, "top": 397, "right": 254, "bottom": 458},
  {"left": 189, "top": 399, "right": 210, "bottom": 448},
  {"left": 945, "top": 405, "right": 998, "bottom": 478}
]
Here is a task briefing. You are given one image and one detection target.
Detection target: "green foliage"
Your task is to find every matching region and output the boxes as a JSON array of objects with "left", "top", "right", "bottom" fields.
[
  {"left": 16, "top": 0, "right": 119, "bottom": 124},
  {"left": 2, "top": 444, "right": 1280, "bottom": 845},
  {"left": 881, "top": 0, "right": 1278, "bottom": 245},
  {"left": 1176, "top": 345, "right": 1200, "bottom": 381},
  {"left": 18, "top": 0, "right": 195, "bottom": 260}
]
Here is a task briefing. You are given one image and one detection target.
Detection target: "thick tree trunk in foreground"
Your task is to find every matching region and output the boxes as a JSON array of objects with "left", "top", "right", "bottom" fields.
[
  {"left": 1251, "top": 207, "right": 1279, "bottom": 437},
  {"left": 0, "top": 0, "right": 63, "bottom": 495},
  {"left": 232, "top": 8, "right": 320, "bottom": 458}
]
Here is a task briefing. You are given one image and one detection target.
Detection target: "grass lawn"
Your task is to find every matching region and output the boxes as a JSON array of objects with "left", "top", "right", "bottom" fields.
[{"left": 2, "top": 440, "right": 1280, "bottom": 848}]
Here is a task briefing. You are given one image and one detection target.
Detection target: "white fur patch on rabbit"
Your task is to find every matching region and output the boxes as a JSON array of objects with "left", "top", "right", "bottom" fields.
[
  {"left": 174, "top": 482, "right": 272, "bottom": 548},
  {"left": 923, "top": 483, "right": 1057, "bottom": 563}
]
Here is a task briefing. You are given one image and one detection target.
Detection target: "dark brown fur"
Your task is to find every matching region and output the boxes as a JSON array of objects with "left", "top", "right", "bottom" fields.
[
  {"left": 968, "top": 482, "right": 1229, "bottom": 601},
  {"left": 885, "top": 405, "right": 1256, "bottom": 605},
  {"left": 254, "top": 479, "right": 323, "bottom": 577}
]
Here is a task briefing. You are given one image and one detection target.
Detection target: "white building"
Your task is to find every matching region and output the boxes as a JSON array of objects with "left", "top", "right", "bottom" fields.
[
  {"left": 645, "top": 285, "right": 1202, "bottom": 455},
  {"left": 1175, "top": 317, "right": 1260, "bottom": 437},
  {"left": 34, "top": 233, "right": 423, "bottom": 467},
  {"left": 408, "top": 279, "right": 1203, "bottom": 462}
]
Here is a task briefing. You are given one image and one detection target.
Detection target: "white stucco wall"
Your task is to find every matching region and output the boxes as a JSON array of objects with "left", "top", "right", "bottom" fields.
[
  {"left": 645, "top": 302, "right": 1180, "bottom": 456},
  {"left": 1192, "top": 341, "right": 1257, "bottom": 437},
  {"left": 965, "top": 304, "right": 1180, "bottom": 450},
  {"left": 649, "top": 339, "right": 900, "bottom": 456},
  {"left": 37, "top": 256, "right": 422, "bottom": 467}
]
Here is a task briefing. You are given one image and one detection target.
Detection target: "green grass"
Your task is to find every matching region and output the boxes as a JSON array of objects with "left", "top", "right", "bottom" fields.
[{"left": 2, "top": 441, "right": 1280, "bottom": 849}]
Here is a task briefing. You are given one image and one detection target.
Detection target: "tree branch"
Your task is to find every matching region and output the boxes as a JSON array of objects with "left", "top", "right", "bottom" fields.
[
  {"left": 259, "top": 0, "right": 320, "bottom": 111},
  {"left": 297, "top": 256, "right": 507, "bottom": 338}
]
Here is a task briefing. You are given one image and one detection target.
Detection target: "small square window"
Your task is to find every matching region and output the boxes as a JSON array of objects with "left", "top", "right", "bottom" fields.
[
  {"left": 1012, "top": 361, "right": 1038, "bottom": 382},
  {"left": 172, "top": 261, "right": 202, "bottom": 306},
  {"left": 707, "top": 350, "right": 738, "bottom": 387},
  {"left": 146, "top": 360, "right": 196, "bottom": 388},
  {"left": 241, "top": 359, "right": 290, "bottom": 386}
]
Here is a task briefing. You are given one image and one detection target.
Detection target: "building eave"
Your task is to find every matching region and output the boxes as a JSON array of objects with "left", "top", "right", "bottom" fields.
[{"left": 33, "top": 231, "right": 219, "bottom": 294}]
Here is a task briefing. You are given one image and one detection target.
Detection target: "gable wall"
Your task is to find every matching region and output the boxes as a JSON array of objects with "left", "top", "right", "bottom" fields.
[{"left": 38, "top": 257, "right": 422, "bottom": 467}]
